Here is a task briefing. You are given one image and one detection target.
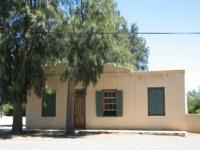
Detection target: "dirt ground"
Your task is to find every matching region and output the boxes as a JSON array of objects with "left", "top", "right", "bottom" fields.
[
  {"left": 1, "top": 116, "right": 200, "bottom": 150},
  {"left": 0, "top": 132, "right": 200, "bottom": 150}
]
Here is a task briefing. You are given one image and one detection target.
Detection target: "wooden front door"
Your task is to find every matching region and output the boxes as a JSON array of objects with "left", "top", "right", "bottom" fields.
[{"left": 74, "top": 95, "right": 85, "bottom": 129}]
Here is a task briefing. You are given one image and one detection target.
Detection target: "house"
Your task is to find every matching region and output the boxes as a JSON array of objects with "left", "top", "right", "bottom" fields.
[{"left": 26, "top": 63, "right": 186, "bottom": 130}]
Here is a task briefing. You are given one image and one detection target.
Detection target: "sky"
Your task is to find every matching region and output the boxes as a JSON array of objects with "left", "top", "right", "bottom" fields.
[{"left": 117, "top": 0, "right": 200, "bottom": 92}]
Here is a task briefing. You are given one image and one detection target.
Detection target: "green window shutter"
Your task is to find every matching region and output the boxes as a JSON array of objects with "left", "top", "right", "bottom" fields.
[
  {"left": 96, "top": 91, "right": 103, "bottom": 117},
  {"left": 148, "top": 88, "right": 165, "bottom": 116},
  {"left": 116, "top": 90, "right": 123, "bottom": 116},
  {"left": 42, "top": 91, "right": 56, "bottom": 117}
]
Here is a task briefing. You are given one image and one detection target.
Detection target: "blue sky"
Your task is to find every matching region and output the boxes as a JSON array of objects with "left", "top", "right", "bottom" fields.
[{"left": 117, "top": 0, "right": 200, "bottom": 92}]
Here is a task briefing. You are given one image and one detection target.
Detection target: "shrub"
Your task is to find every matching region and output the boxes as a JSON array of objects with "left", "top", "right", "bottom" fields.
[
  {"left": 2, "top": 103, "right": 26, "bottom": 116},
  {"left": 2, "top": 104, "right": 13, "bottom": 116},
  {"left": 187, "top": 89, "right": 200, "bottom": 114}
]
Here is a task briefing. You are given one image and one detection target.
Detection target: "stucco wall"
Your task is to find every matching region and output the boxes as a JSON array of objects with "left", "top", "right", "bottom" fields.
[
  {"left": 26, "top": 68, "right": 68, "bottom": 129},
  {"left": 85, "top": 68, "right": 186, "bottom": 130},
  {"left": 26, "top": 64, "right": 186, "bottom": 130},
  {"left": 185, "top": 114, "right": 200, "bottom": 133}
]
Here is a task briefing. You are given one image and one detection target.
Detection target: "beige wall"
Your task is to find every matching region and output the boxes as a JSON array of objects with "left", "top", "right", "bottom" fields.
[
  {"left": 26, "top": 64, "right": 186, "bottom": 130},
  {"left": 26, "top": 74, "right": 68, "bottom": 129},
  {"left": 185, "top": 114, "right": 200, "bottom": 133}
]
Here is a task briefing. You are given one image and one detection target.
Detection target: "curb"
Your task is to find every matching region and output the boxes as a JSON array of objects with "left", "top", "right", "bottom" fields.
[{"left": 76, "top": 129, "right": 187, "bottom": 137}]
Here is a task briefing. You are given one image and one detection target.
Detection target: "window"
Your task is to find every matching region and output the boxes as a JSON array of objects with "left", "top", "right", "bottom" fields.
[
  {"left": 75, "top": 89, "right": 86, "bottom": 96},
  {"left": 148, "top": 87, "right": 165, "bottom": 116},
  {"left": 103, "top": 90, "right": 117, "bottom": 116},
  {"left": 96, "top": 90, "right": 123, "bottom": 117},
  {"left": 42, "top": 90, "right": 56, "bottom": 117}
]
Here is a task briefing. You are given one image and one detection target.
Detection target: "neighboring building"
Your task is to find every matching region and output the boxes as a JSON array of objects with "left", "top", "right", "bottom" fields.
[{"left": 26, "top": 64, "right": 186, "bottom": 130}]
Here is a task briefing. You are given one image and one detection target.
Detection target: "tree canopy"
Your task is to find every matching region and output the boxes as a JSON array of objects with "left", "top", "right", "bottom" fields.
[
  {"left": 60, "top": 0, "right": 139, "bottom": 134},
  {"left": 61, "top": 0, "right": 138, "bottom": 87},
  {"left": 129, "top": 24, "right": 149, "bottom": 71},
  {"left": 0, "top": 0, "right": 65, "bottom": 133}
]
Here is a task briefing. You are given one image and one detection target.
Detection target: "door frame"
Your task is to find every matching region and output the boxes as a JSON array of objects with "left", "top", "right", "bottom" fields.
[{"left": 74, "top": 89, "right": 86, "bottom": 129}]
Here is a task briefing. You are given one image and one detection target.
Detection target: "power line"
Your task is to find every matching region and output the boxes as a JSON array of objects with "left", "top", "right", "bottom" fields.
[
  {"left": 138, "top": 32, "right": 200, "bottom": 35},
  {"left": 63, "top": 32, "right": 200, "bottom": 35},
  {"left": 2, "top": 29, "right": 200, "bottom": 35},
  {"left": 58, "top": 31, "right": 200, "bottom": 35}
]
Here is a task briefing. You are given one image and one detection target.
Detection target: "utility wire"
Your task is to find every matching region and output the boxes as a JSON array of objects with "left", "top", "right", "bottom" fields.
[
  {"left": 48, "top": 31, "right": 200, "bottom": 35},
  {"left": 58, "top": 32, "right": 200, "bottom": 35},
  {"left": 138, "top": 32, "right": 200, "bottom": 35},
  {"left": 2, "top": 29, "right": 200, "bottom": 35}
]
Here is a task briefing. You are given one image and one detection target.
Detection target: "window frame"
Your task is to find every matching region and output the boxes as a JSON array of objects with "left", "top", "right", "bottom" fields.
[
  {"left": 102, "top": 89, "right": 117, "bottom": 117},
  {"left": 148, "top": 87, "right": 165, "bottom": 116},
  {"left": 42, "top": 90, "right": 56, "bottom": 117}
]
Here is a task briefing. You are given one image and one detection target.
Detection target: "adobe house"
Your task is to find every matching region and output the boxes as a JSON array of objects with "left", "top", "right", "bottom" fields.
[{"left": 26, "top": 63, "right": 187, "bottom": 130}]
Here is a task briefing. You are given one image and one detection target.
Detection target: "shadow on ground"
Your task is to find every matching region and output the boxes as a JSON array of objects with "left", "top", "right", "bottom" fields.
[{"left": 0, "top": 127, "right": 111, "bottom": 140}]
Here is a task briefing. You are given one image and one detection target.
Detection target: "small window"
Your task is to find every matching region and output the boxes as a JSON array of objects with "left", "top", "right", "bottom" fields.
[
  {"left": 75, "top": 89, "right": 86, "bottom": 96},
  {"left": 42, "top": 90, "right": 56, "bottom": 117},
  {"left": 96, "top": 90, "right": 123, "bottom": 117},
  {"left": 148, "top": 87, "right": 165, "bottom": 116},
  {"left": 103, "top": 90, "right": 117, "bottom": 116}
]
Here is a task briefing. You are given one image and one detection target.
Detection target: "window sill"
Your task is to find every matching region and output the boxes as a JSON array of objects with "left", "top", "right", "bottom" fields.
[
  {"left": 148, "top": 115, "right": 166, "bottom": 117},
  {"left": 41, "top": 115, "right": 56, "bottom": 117}
]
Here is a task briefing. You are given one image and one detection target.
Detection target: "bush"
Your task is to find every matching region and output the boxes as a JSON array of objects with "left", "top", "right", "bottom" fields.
[
  {"left": 188, "top": 99, "right": 200, "bottom": 114},
  {"left": 2, "top": 103, "right": 26, "bottom": 116},
  {"left": 187, "top": 89, "right": 200, "bottom": 114},
  {"left": 2, "top": 104, "right": 13, "bottom": 116}
]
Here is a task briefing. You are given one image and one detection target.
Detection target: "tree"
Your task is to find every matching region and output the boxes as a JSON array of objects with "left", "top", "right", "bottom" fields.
[
  {"left": 129, "top": 24, "right": 149, "bottom": 71},
  {"left": 187, "top": 89, "right": 200, "bottom": 114},
  {"left": 105, "top": 12, "right": 135, "bottom": 69},
  {"left": 0, "top": 0, "right": 64, "bottom": 133},
  {"left": 61, "top": 0, "right": 135, "bottom": 135}
]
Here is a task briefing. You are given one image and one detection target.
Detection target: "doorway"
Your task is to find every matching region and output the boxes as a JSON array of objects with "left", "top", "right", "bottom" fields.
[{"left": 74, "top": 90, "right": 86, "bottom": 129}]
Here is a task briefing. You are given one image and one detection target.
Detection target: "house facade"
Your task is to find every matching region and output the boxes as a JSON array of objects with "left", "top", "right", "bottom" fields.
[{"left": 26, "top": 64, "right": 186, "bottom": 130}]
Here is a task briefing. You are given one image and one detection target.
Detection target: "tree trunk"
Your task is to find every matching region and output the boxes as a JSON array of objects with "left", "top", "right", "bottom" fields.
[
  {"left": 66, "top": 76, "right": 76, "bottom": 135},
  {"left": 12, "top": 100, "right": 23, "bottom": 134}
]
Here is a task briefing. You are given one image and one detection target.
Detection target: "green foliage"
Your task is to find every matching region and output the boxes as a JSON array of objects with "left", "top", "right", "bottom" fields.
[
  {"left": 0, "top": 1, "right": 149, "bottom": 99},
  {"left": 0, "top": 0, "right": 65, "bottom": 132},
  {"left": 2, "top": 104, "right": 13, "bottom": 116},
  {"left": 105, "top": 17, "right": 136, "bottom": 69},
  {"left": 61, "top": 0, "right": 138, "bottom": 88},
  {"left": 2, "top": 103, "right": 26, "bottom": 116},
  {"left": 61, "top": 0, "right": 109, "bottom": 84},
  {"left": 129, "top": 24, "right": 149, "bottom": 71},
  {"left": 187, "top": 89, "right": 200, "bottom": 114},
  {"left": 0, "top": 0, "right": 64, "bottom": 103}
]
